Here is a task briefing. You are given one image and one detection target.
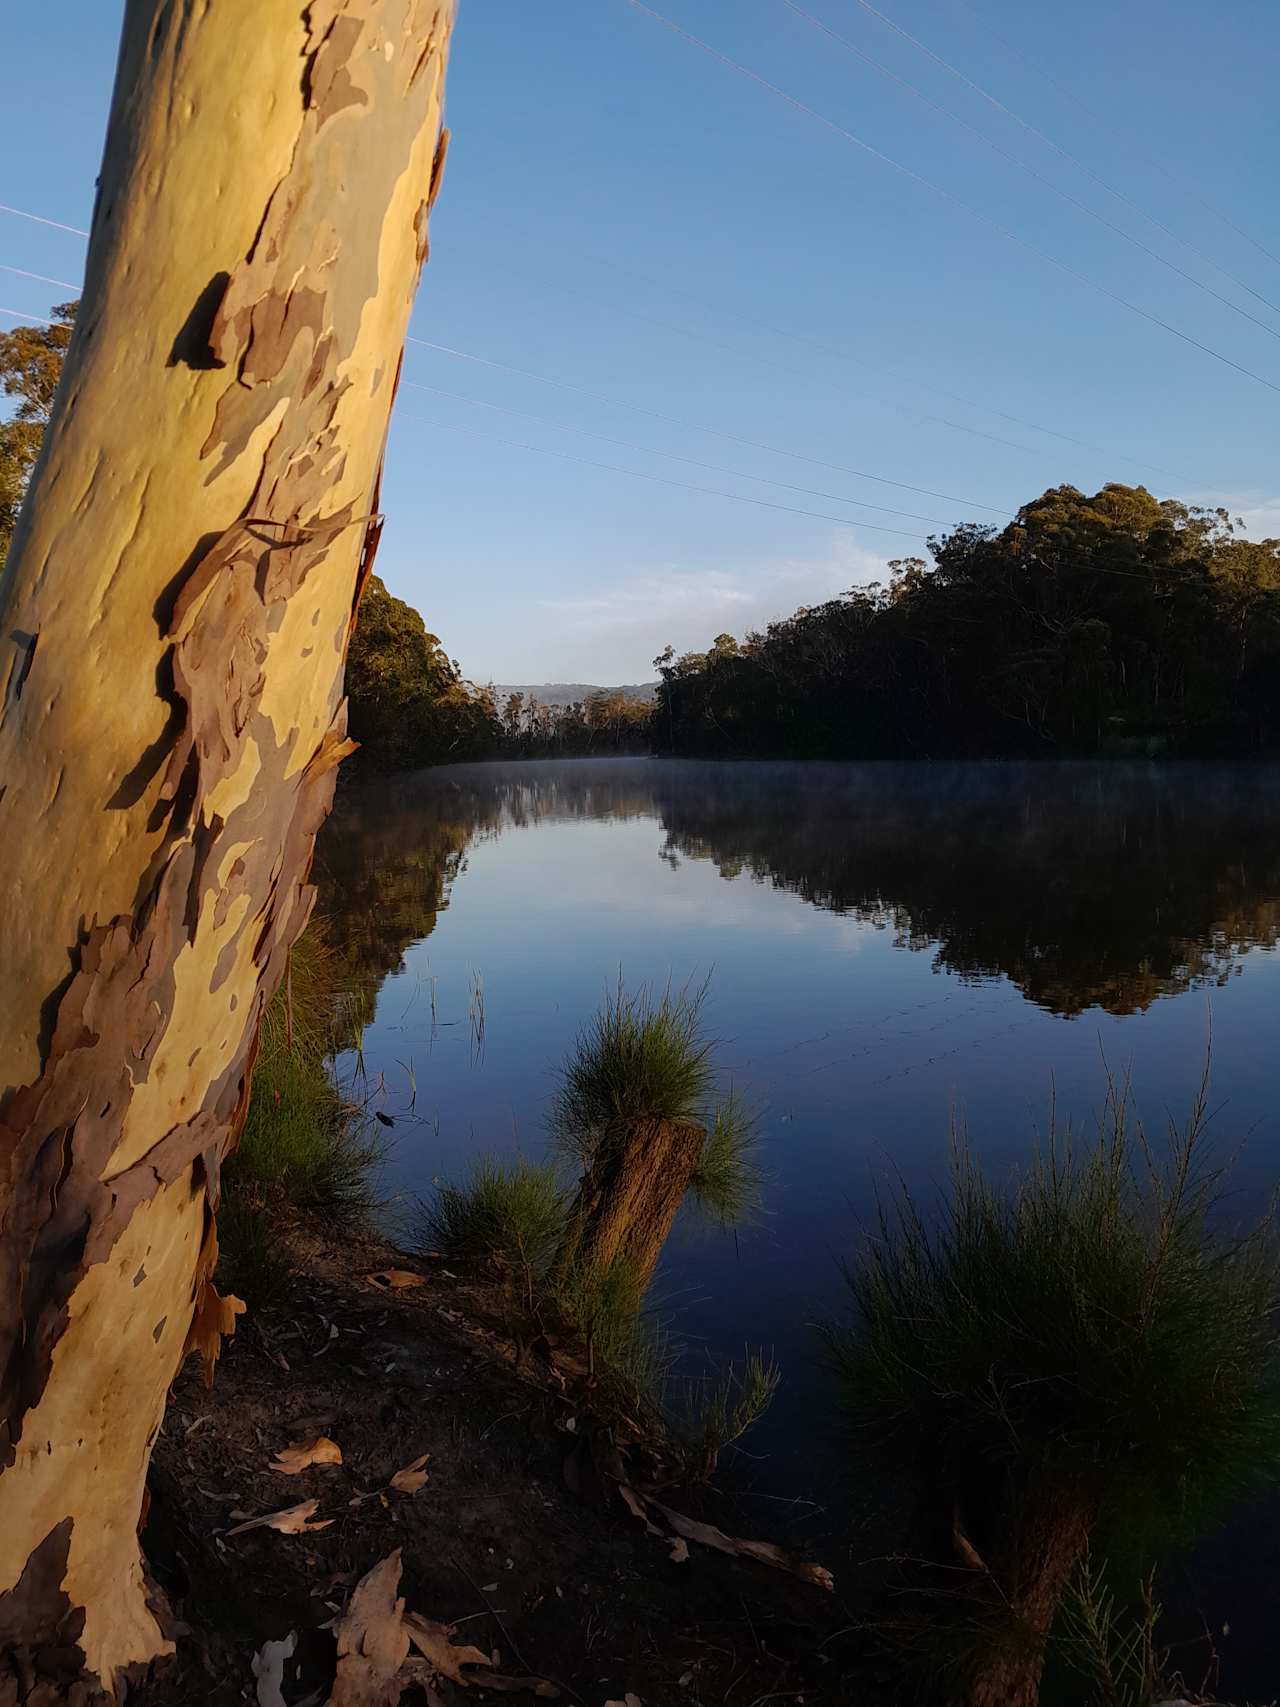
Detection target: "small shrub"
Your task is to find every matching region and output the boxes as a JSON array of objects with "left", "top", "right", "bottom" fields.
[
  {"left": 233, "top": 1046, "right": 381, "bottom": 1215},
  {"left": 421, "top": 1156, "right": 565, "bottom": 1305},
  {"left": 820, "top": 1073, "right": 1280, "bottom": 1706},
  {"left": 674, "top": 1349, "right": 780, "bottom": 1479},
  {"left": 217, "top": 1193, "right": 289, "bottom": 1310},
  {"left": 554, "top": 1250, "right": 674, "bottom": 1401},
  {"left": 225, "top": 920, "right": 382, "bottom": 1228}
]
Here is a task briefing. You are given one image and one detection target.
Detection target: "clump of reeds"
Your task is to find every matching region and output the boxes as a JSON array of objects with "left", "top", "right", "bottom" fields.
[
  {"left": 552, "top": 979, "right": 716, "bottom": 1159},
  {"left": 418, "top": 979, "right": 771, "bottom": 1445},
  {"left": 219, "top": 923, "right": 383, "bottom": 1305},
  {"left": 673, "top": 1350, "right": 781, "bottom": 1480},
  {"left": 424, "top": 1157, "right": 564, "bottom": 1307},
  {"left": 819, "top": 1070, "right": 1280, "bottom": 1707}
]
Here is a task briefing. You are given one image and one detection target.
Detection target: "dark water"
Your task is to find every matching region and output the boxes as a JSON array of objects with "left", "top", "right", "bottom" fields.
[{"left": 318, "top": 758, "right": 1280, "bottom": 1686}]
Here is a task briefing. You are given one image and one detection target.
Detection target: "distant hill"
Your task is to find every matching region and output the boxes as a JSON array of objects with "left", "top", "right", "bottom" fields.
[{"left": 490, "top": 682, "right": 657, "bottom": 707}]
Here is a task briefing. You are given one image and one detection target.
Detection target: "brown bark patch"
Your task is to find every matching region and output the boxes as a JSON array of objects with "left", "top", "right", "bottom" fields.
[
  {"left": 558, "top": 1118, "right": 706, "bottom": 1294},
  {"left": 0, "top": 1521, "right": 88, "bottom": 1703}
]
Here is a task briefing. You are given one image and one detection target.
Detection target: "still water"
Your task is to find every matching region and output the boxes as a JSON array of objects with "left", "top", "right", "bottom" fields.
[{"left": 317, "top": 758, "right": 1280, "bottom": 1670}]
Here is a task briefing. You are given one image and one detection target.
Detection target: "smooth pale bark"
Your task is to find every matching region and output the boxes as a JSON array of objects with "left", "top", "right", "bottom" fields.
[{"left": 0, "top": 2, "right": 453, "bottom": 1696}]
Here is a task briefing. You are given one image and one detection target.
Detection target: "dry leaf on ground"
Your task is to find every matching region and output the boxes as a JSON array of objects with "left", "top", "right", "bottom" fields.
[
  {"left": 325, "top": 1551, "right": 410, "bottom": 1707},
  {"left": 389, "top": 1453, "right": 430, "bottom": 1494},
  {"left": 405, "top": 1615, "right": 558, "bottom": 1698},
  {"left": 272, "top": 1436, "right": 343, "bottom": 1475},
  {"left": 227, "top": 1499, "right": 334, "bottom": 1539},
  {"left": 252, "top": 1631, "right": 296, "bottom": 1707},
  {"left": 668, "top": 1537, "right": 690, "bottom": 1564},
  {"left": 364, "top": 1270, "right": 424, "bottom": 1291},
  {"left": 603, "top": 1696, "right": 643, "bottom": 1707},
  {"left": 617, "top": 1484, "right": 660, "bottom": 1537},
  {"left": 404, "top": 1613, "right": 492, "bottom": 1685}
]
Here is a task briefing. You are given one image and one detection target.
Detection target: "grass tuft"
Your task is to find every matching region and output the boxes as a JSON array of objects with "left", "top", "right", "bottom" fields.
[
  {"left": 422, "top": 1156, "right": 564, "bottom": 1298},
  {"left": 688, "top": 1092, "right": 765, "bottom": 1228},
  {"left": 234, "top": 1047, "right": 381, "bottom": 1215},
  {"left": 220, "top": 920, "right": 384, "bottom": 1312},
  {"left": 552, "top": 979, "right": 715, "bottom": 1166},
  {"left": 819, "top": 1067, "right": 1280, "bottom": 1697},
  {"left": 674, "top": 1349, "right": 781, "bottom": 1479}
]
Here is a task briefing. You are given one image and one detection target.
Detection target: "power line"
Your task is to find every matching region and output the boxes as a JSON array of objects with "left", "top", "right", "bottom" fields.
[
  {"left": 0, "top": 306, "right": 54, "bottom": 325},
  {"left": 0, "top": 230, "right": 1074, "bottom": 503},
  {"left": 846, "top": 0, "right": 1280, "bottom": 318},
  {"left": 408, "top": 414, "right": 933, "bottom": 541},
  {"left": 953, "top": 0, "right": 1280, "bottom": 278},
  {"left": 561, "top": 285, "right": 1051, "bottom": 459},
  {"left": 0, "top": 204, "right": 89, "bottom": 238},
  {"left": 784, "top": 0, "right": 1280, "bottom": 341},
  {"left": 0, "top": 264, "right": 81, "bottom": 293},
  {"left": 568, "top": 255, "right": 1189, "bottom": 482},
  {"left": 402, "top": 380, "right": 960, "bottom": 523},
  {"left": 622, "top": 0, "right": 1280, "bottom": 397},
  {"left": 0, "top": 197, "right": 1212, "bottom": 483},
  {"left": 405, "top": 335, "right": 1009, "bottom": 511}
]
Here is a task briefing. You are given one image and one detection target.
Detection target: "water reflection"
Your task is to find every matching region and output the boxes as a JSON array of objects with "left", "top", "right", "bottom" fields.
[{"left": 319, "top": 759, "right": 1280, "bottom": 1020}]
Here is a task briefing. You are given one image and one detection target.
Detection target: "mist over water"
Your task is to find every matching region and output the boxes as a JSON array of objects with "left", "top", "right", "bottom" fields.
[{"left": 317, "top": 758, "right": 1280, "bottom": 1682}]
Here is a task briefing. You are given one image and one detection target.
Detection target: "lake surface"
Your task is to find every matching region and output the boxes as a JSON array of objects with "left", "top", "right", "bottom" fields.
[{"left": 317, "top": 758, "right": 1280, "bottom": 1681}]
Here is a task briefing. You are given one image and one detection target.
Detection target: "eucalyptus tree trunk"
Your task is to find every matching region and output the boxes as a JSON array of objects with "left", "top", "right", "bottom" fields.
[{"left": 0, "top": 3, "right": 454, "bottom": 1696}]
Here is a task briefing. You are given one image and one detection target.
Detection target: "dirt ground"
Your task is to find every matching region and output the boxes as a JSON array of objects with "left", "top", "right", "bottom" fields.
[{"left": 136, "top": 1217, "right": 875, "bottom": 1707}]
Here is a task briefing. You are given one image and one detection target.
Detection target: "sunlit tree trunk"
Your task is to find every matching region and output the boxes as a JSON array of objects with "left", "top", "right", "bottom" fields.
[
  {"left": 0, "top": 2, "right": 453, "bottom": 1696},
  {"left": 557, "top": 1119, "right": 706, "bottom": 1295}
]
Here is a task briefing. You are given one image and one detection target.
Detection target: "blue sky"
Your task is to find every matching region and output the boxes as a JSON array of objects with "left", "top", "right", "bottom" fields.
[{"left": 2, "top": 0, "right": 1278, "bottom": 681}]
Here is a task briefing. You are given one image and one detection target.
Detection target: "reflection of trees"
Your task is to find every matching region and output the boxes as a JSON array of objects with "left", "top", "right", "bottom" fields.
[
  {"left": 651, "top": 762, "right": 1280, "bottom": 1017},
  {"left": 316, "top": 759, "right": 1280, "bottom": 1022},
  {"left": 314, "top": 760, "right": 664, "bottom": 1009}
]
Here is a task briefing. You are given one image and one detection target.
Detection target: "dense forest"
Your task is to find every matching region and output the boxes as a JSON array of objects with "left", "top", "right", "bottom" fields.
[
  {"left": 348, "top": 482, "right": 1280, "bottom": 766},
  {"left": 655, "top": 484, "right": 1280, "bottom": 759},
  {"left": 349, "top": 483, "right": 1280, "bottom": 766}
]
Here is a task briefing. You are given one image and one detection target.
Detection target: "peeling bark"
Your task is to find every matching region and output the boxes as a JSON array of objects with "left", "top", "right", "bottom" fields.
[{"left": 0, "top": 3, "right": 455, "bottom": 1697}]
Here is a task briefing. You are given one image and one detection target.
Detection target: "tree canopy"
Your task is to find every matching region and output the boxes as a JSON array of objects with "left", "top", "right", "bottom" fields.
[
  {"left": 0, "top": 301, "right": 76, "bottom": 567},
  {"left": 654, "top": 483, "right": 1280, "bottom": 759}
]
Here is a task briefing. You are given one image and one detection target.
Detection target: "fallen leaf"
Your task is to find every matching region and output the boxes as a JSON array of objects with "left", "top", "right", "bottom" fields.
[
  {"left": 226, "top": 1499, "right": 334, "bottom": 1539},
  {"left": 252, "top": 1632, "right": 296, "bottom": 1707},
  {"left": 648, "top": 1499, "right": 833, "bottom": 1591},
  {"left": 272, "top": 1436, "right": 343, "bottom": 1475},
  {"left": 474, "top": 1676, "right": 559, "bottom": 1697},
  {"left": 603, "top": 1696, "right": 643, "bottom": 1707},
  {"left": 668, "top": 1538, "right": 690, "bottom": 1564},
  {"left": 364, "top": 1270, "right": 424, "bottom": 1291},
  {"left": 404, "top": 1613, "right": 492, "bottom": 1685},
  {"left": 617, "top": 1484, "right": 661, "bottom": 1537},
  {"left": 326, "top": 1552, "right": 409, "bottom": 1707},
  {"left": 389, "top": 1453, "right": 430, "bottom": 1494}
]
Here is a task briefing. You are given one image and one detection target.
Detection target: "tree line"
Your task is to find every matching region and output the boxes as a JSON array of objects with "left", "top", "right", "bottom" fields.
[
  {"left": 7, "top": 314, "right": 1279, "bottom": 774},
  {"left": 654, "top": 483, "right": 1280, "bottom": 759}
]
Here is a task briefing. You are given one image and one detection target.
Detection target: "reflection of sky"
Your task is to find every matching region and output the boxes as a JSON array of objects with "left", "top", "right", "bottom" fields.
[{"left": 337, "top": 796, "right": 1280, "bottom": 1512}]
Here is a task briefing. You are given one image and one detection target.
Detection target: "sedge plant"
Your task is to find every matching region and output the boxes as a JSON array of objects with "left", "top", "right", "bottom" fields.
[{"left": 819, "top": 1069, "right": 1280, "bottom": 1707}]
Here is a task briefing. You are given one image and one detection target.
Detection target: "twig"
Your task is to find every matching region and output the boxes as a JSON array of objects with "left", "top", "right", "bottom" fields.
[{"left": 450, "top": 1557, "right": 585, "bottom": 1706}]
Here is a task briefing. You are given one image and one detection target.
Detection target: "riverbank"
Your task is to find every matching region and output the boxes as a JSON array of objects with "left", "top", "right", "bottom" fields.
[{"left": 137, "top": 1208, "right": 861, "bottom": 1706}]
